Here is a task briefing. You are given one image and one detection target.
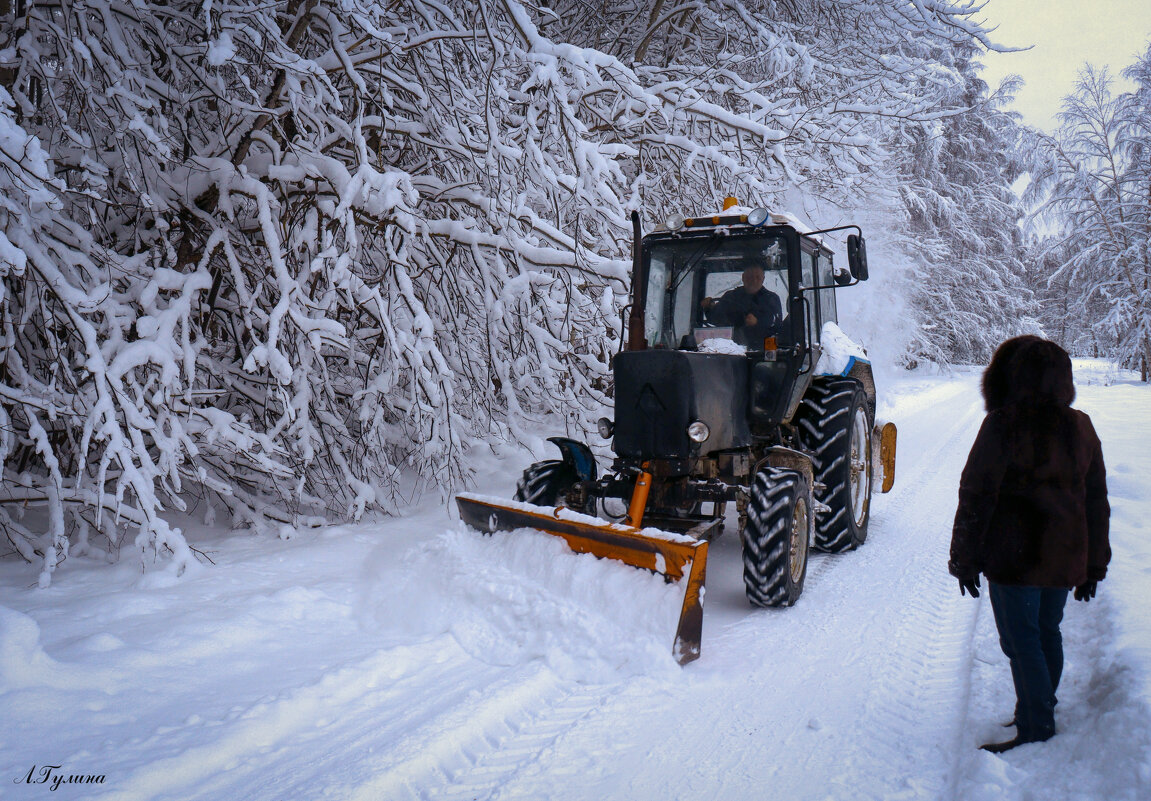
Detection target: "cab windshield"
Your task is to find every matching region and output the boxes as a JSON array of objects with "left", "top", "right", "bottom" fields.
[{"left": 643, "top": 234, "right": 790, "bottom": 351}]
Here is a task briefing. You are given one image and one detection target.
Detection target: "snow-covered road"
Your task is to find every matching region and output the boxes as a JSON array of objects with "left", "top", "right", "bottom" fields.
[{"left": 2, "top": 364, "right": 1149, "bottom": 800}]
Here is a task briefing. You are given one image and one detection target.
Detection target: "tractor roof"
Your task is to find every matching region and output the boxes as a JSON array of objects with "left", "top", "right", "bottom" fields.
[{"left": 649, "top": 198, "right": 827, "bottom": 247}]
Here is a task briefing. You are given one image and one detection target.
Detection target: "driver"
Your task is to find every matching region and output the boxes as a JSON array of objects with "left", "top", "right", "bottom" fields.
[{"left": 701, "top": 263, "right": 783, "bottom": 347}]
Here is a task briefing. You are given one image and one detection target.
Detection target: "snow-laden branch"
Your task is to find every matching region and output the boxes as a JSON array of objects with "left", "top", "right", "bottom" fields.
[
  {"left": 0, "top": 0, "right": 1021, "bottom": 584},
  {"left": 1023, "top": 57, "right": 1151, "bottom": 377}
]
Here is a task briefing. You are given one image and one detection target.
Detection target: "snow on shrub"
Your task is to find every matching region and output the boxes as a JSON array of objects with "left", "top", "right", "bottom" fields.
[{"left": 0, "top": 1, "right": 1008, "bottom": 583}]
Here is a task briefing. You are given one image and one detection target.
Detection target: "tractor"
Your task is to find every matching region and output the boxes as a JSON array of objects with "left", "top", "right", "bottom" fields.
[{"left": 457, "top": 199, "right": 896, "bottom": 664}]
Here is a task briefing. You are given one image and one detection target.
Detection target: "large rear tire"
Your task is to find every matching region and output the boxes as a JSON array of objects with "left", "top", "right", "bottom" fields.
[
  {"left": 797, "top": 379, "right": 873, "bottom": 553},
  {"left": 742, "top": 468, "right": 810, "bottom": 607}
]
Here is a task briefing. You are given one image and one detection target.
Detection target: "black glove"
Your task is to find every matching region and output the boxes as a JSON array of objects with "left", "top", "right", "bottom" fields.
[
  {"left": 1074, "top": 580, "right": 1097, "bottom": 602},
  {"left": 959, "top": 575, "right": 981, "bottom": 598}
]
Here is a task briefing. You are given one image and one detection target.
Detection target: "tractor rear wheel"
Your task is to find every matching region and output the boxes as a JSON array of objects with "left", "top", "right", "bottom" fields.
[
  {"left": 797, "top": 379, "right": 873, "bottom": 552},
  {"left": 741, "top": 468, "right": 810, "bottom": 607}
]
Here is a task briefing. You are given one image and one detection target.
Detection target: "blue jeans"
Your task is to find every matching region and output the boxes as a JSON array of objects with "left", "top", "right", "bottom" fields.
[{"left": 988, "top": 583, "right": 1069, "bottom": 741}]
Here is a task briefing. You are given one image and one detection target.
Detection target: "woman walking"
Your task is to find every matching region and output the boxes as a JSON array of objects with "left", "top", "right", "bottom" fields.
[{"left": 949, "top": 336, "right": 1110, "bottom": 753}]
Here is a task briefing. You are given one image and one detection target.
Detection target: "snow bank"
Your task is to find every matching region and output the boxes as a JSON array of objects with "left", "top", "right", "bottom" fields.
[
  {"left": 357, "top": 525, "right": 685, "bottom": 682},
  {"left": 0, "top": 606, "right": 119, "bottom": 693},
  {"left": 1075, "top": 375, "right": 1151, "bottom": 706}
]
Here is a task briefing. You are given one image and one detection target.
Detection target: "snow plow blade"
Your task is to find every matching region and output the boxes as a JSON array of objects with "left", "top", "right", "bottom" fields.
[{"left": 455, "top": 493, "right": 709, "bottom": 665}]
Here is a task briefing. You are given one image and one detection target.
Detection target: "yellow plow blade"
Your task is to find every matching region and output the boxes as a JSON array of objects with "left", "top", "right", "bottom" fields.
[{"left": 455, "top": 493, "right": 710, "bottom": 665}]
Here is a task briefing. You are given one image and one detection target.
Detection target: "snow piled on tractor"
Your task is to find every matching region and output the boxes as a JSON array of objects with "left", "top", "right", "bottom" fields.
[{"left": 815, "top": 321, "right": 870, "bottom": 376}]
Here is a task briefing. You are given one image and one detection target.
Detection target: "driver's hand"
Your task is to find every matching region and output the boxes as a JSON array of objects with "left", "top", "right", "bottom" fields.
[
  {"left": 745, "top": 313, "right": 757, "bottom": 326},
  {"left": 702, "top": 297, "right": 715, "bottom": 310}
]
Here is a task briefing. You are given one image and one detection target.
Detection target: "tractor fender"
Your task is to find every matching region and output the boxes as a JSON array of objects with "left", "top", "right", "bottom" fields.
[
  {"left": 756, "top": 445, "right": 815, "bottom": 490},
  {"left": 754, "top": 445, "right": 824, "bottom": 525},
  {"left": 817, "top": 353, "right": 877, "bottom": 421},
  {"left": 844, "top": 358, "right": 877, "bottom": 420},
  {"left": 548, "top": 437, "right": 599, "bottom": 482},
  {"left": 812, "top": 322, "right": 877, "bottom": 418}
]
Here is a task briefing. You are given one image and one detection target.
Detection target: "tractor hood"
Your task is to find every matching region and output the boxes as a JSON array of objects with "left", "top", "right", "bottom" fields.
[{"left": 613, "top": 349, "right": 751, "bottom": 461}]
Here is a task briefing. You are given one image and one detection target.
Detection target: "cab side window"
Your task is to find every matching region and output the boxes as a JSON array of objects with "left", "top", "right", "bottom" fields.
[
  {"left": 817, "top": 252, "right": 838, "bottom": 328},
  {"left": 644, "top": 254, "right": 671, "bottom": 347},
  {"left": 802, "top": 248, "right": 818, "bottom": 344}
]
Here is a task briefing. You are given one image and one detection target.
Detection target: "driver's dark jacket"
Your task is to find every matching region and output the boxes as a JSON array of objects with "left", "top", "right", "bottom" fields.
[{"left": 706, "top": 287, "right": 782, "bottom": 346}]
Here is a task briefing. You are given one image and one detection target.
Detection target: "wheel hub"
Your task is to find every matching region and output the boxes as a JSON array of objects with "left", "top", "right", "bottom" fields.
[
  {"left": 849, "top": 406, "right": 872, "bottom": 528},
  {"left": 790, "top": 497, "right": 809, "bottom": 584}
]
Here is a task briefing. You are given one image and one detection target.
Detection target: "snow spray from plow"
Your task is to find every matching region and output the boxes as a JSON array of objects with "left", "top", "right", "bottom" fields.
[{"left": 455, "top": 493, "right": 710, "bottom": 665}]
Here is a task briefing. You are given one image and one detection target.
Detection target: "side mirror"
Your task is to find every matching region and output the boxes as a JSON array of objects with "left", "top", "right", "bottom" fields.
[
  {"left": 847, "top": 234, "right": 869, "bottom": 281},
  {"left": 832, "top": 265, "right": 852, "bottom": 287}
]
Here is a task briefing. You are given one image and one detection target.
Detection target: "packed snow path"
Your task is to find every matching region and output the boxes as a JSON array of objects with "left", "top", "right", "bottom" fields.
[{"left": 2, "top": 364, "right": 1149, "bottom": 800}]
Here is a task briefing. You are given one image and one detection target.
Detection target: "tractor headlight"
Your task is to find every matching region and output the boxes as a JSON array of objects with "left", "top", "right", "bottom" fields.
[
  {"left": 597, "top": 417, "right": 614, "bottom": 439},
  {"left": 687, "top": 421, "right": 710, "bottom": 443},
  {"left": 665, "top": 212, "right": 686, "bottom": 232}
]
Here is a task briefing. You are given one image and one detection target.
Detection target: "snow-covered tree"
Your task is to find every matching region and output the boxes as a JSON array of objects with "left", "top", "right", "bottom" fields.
[
  {"left": 0, "top": 0, "right": 641, "bottom": 582},
  {"left": 0, "top": 0, "right": 1017, "bottom": 583},
  {"left": 1025, "top": 58, "right": 1151, "bottom": 379},
  {"left": 0, "top": 2, "right": 233, "bottom": 582},
  {"left": 540, "top": 0, "right": 1006, "bottom": 216},
  {"left": 0, "top": 83, "right": 114, "bottom": 585},
  {"left": 893, "top": 53, "right": 1037, "bottom": 367}
]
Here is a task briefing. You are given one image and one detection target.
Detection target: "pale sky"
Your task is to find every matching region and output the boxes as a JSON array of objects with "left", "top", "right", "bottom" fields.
[{"left": 977, "top": 0, "right": 1151, "bottom": 131}]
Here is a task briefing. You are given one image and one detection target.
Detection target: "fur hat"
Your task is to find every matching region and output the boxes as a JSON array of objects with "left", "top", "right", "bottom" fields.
[{"left": 982, "top": 336, "right": 1075, "bottom": 411}]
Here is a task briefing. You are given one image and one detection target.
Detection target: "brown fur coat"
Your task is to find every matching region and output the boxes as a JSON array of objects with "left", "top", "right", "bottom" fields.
[{"left": 949, "top": 337, "right": 1110, "bottom": 588}]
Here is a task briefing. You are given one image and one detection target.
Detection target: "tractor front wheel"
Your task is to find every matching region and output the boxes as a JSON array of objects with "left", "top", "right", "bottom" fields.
[
  {"left": 513, "top": 460, "right": 591, "bottom": 513},
  {"left": 741, "top": 468, "right": 810, "bottom": 607}
]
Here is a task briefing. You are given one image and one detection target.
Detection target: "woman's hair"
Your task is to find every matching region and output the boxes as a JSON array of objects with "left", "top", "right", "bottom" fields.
[{"left": 982, "top": 336, "right": 1075, "bottom": 411}]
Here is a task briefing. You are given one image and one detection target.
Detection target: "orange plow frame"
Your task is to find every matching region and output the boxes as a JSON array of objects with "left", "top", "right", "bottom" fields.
[{"left": 455, "top": 492, "right": 709, "bottom": 665}]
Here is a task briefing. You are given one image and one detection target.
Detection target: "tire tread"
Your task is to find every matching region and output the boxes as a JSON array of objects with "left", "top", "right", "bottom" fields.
[
  {"left": 742, "top": 468, "right": 808, "bottom": 607},
  {"left": 796, "top": 378, "right": 872, "bottom": 553}
]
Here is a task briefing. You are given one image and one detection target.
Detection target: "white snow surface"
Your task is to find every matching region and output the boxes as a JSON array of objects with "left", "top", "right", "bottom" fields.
[{"left": 2, "top": 360, "right": 1150, "bottom": 800}]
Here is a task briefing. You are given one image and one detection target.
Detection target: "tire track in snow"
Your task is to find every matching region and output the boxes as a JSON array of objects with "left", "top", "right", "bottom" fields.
[
  {"left": 343, "top": 675, "right": 618, "bottom": 801},
  {"left": 120, "top": 637, "right": 618, "bottom": 801},
  {"left": 708, "top": 378, "right": 988, "bottom": 800},
  {"left": 804, "top": 381, "right": 987, "bottom": 800},
  {"left": 90, "top": 639, "right": 506, "bottom": 801}
]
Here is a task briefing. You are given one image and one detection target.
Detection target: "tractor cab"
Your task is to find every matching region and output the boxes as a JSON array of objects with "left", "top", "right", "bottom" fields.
[
  {"left": 631, "top": 200, "right": 868, "bottom": 361},
  {"left": 644, "top": 233, "right": 791, "bottom": 350},
  {"left": 623, "top": 200, "right": 870, "bottom": 432}
]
